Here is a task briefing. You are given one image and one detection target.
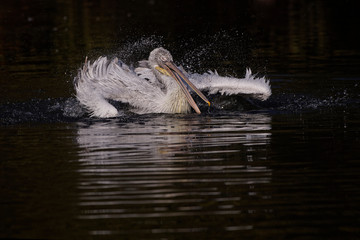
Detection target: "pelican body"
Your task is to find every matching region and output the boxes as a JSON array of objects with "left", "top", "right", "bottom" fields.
[{"left": 75, "top": 47, "right": 271, "bottom": 118}]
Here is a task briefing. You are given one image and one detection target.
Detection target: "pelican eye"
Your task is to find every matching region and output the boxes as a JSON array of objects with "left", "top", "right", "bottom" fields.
[{"left": 160, "top": 55, "right": 167, "bottom": 62}]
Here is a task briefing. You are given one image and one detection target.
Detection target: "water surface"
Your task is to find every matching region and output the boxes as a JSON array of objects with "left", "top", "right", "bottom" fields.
[{"left": 1, "top": 0, "right": 360, "bottom": 239}]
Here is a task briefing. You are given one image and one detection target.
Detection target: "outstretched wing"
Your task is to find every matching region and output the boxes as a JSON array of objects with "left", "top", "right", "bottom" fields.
[
  {"left": 75, "top": 57, "right": 165, "bottom": 117},
  {"left": 189, "top": 69, "right": 271, "bottom": 100}
]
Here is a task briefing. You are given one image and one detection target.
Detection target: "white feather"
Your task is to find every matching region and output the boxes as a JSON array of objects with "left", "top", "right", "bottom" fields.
[
  {"left": 190, "top": 69, "right": 271, "bottom": 100},
  {"left": 75, "top": 57, "right": 165, "bottom": 117}
]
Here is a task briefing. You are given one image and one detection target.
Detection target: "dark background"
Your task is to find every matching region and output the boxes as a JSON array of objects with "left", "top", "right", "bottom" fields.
[{"left": 1, "top": 0, "right": 360, "bottom": 103}]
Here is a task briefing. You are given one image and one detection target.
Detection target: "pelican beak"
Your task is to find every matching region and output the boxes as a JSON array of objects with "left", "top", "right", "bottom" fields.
[{"left": 159, "top": 61, "right": 210, "bottom": 114}]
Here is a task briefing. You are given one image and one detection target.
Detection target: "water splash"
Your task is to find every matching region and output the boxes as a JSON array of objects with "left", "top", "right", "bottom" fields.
[
  {"left": 0, "top": 98, "right": 85, "bottom": 125},
  {"left": 115, "top": 36, "right": 164, "bottom": 65},
  {"left": 268, "top": 87, "right": 357, "bottom": 113},
  {"left": 2, "top": 36, "right": 358, "bottom": 124},
  {"left": 175, "top": 30, "right": 256, "bottom": 74}
]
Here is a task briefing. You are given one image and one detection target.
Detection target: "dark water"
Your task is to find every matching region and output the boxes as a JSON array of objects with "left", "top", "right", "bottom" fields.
[{"left": 1, "top": 1, "right": 360, "bottom": 239}]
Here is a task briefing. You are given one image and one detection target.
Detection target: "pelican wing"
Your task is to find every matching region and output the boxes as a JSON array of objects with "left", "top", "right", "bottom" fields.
[
  {"left": 135, "top": 62, "right": 165, "bottom": 90},
  {"left": 189, "top": 69, "right": 271, "bottom": 100},
  {"left": 75, "top": 57, "right": 165, "bottom": 117}
]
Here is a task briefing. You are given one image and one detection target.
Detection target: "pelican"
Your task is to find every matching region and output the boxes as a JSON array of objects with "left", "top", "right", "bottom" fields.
[{"left": 75, "top": 47, "right": 271, "bottom": 118}]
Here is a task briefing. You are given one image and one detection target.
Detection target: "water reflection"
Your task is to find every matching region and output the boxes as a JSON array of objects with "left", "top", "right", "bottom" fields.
[{"left": 75, "top": 114, "right": 272, "bottom": 236}]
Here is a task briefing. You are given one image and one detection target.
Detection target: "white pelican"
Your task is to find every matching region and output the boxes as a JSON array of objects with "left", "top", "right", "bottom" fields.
[{"left": 75, "top": 47, "right": 271, "bottom": 118}]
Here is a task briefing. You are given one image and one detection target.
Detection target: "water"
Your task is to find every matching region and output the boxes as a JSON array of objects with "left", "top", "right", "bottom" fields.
[{"left": 1, "top": 0, "right": 360, "bottom": 239}]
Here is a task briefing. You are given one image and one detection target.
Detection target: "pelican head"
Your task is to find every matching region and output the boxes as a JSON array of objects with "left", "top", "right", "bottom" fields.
[{"left": 148, "top": 47, "right": 210, "bottom": 114}]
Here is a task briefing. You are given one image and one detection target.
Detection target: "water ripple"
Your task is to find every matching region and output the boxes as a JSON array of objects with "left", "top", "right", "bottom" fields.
[{"left": 74, "top": 114, "right": 272, "bottom": 235}]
